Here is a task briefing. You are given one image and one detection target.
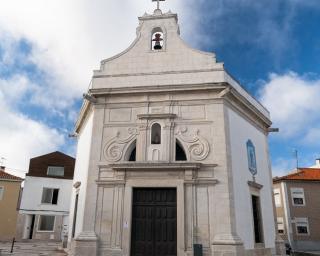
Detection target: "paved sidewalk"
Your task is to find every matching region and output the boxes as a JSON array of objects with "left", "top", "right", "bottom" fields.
[{"left": 0, "top": 241, "right": 67, "bottom": 256}]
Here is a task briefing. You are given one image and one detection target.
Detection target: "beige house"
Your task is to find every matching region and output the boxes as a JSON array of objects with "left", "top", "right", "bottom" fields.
[
  {"left": 0, "top": 166, "right": 23, "bottom": 241},
  {"left": 273, "top": 160, "right": 320, "bottom": 251}
]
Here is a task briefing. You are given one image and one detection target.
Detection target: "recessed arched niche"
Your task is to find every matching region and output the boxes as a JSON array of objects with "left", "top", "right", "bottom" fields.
[
  {"left": 151, "top": 123, "right": 161, "bottom": 144},
  {"left": 175, "top": 139, "right": 187, "bottom": 161},
  {"left": 151, "top": 27, "right": 164, "bottom": 51}
]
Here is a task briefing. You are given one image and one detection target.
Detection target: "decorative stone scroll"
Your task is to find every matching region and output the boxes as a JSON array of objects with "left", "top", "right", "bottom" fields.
[
  {"left": 103, "top": 128, "right": 139, "bottom": 162},
  {"left": 175, "top": 127, "right": 210, "bottom": 161}
]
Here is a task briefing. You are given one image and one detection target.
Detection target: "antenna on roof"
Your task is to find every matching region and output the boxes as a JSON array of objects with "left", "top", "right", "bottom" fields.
[
  {"left": 292, "top": 149, "right": 299, "bottom": 171},
  {"left": 0, "top": 157, "right": 6, "bottom": 166}
]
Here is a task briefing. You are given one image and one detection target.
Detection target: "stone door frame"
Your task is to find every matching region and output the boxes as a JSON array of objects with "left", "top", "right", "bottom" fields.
[{"left": 122, "top": 179, "right": 185, "bottom": 256}]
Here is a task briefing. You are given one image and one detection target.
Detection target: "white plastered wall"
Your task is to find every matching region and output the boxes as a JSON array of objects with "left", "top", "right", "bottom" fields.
[
  {"left": 20, "top": 176, "right": 73, "bottom": 213},
  {"left": 227, "top": 107, "right": 275, "bottom": 250},
  {"left": 68, "top": 112, "right": 94, "bottom": 241}
]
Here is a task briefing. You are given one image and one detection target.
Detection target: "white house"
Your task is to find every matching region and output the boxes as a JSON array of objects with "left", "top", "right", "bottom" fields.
[
  {"left": 16, "top": 151, "right": 75, "bottom": 241},
  {"left": 68, "top": 6, "right": 284, "bottom": 256}
]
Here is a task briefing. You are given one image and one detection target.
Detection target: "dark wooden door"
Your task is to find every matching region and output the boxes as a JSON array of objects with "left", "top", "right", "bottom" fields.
[{"left": 131, "top": 188, "right": 177, "bottom": 256}]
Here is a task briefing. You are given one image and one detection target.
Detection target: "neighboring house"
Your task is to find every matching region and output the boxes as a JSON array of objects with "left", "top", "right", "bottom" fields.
[
  {"left": 273, "top": 159, "right": 320, "bottom": 251},
  {"left": 0, "top": 166, "right": 23, "bottom": 241},
  {"left": 16, "top": 151, "right": 75, "bottom": 241}
]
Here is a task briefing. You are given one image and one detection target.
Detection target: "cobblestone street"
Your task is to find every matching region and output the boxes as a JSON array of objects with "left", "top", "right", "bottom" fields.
[{"left": 0, "top": 241, "right": 67, "bottom": 256}]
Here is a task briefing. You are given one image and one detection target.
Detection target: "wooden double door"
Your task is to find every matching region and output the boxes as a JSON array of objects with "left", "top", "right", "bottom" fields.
[{"left": 131, "top": 188, "right": 177, "bottom": 256}]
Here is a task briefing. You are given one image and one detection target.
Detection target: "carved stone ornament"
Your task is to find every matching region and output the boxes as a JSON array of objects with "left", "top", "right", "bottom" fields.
[
  {"left": 104, "top": 128, "right": 139, "bottom": 162},
  {"left": 175, "top": 127, "right": 210, "bottom": 161}
]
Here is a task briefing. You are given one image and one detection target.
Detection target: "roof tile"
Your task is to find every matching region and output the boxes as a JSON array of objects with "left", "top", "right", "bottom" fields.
[
  {"left": 0, "top": 170, "right": 23, "bottom": 181},
  {"left": 274, "top": 168, "right": 320, "bottom": 182}
]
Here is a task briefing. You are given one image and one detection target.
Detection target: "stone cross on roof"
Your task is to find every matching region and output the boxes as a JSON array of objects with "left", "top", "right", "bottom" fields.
[{"left": 152, "top": 0, "right": 165, "bottom": 10}]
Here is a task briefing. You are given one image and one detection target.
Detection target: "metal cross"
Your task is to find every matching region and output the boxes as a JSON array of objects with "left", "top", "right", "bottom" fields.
[{"left": 152, "top": 0, "right": 165, "bottom": 10}]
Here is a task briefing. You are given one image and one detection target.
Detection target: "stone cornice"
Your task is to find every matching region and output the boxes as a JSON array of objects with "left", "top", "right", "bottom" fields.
[
  {"left": 89, "top": 83, "right": 225, "bottom": 96},
  {"left": 138, "top": 11, "right": 178, "bottom": 22},
  {"left": 75, "top": 99, "right": 92, "bottom": 134},
  {"left": 93, "top": 68, "right": 224, "bottom": 79},
  {"left": 138, "top": 113, "right": 177, "bottom": 120},
  {"left": 248, "top": 180, "right": 263, "bottom": 190},
  {"left": 75, "top": 81, "right": 271, "bottom": 132},
  {"left": 106, "top": 162, "right": 203, "bottom": 171}
]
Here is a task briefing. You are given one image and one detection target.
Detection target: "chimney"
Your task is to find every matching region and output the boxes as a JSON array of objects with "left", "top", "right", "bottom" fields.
[
  {"left": 0, "top": 166, "right": 5, "bottom": 171},
  {"left": 316, "top": 159, "right": 320, "bottom": 167}
]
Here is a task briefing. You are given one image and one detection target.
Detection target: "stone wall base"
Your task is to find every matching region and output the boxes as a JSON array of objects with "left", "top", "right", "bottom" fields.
[
  {"left": 99, "top": 248, "right": 123, "bottom": 256},
  {"left": 212, "top": 234, "right": 245, "bottom": 256},
  {"left": 212, "top": 244, "right": 245, "bottom": 256},
  {"left": 274, "top": 238, "right": 286, "bottom": 256},
  {"left": 245, "top": 248, "right": 272, "bottom": 256},
  {"left": 70, "top": 231, "right": 98, "bottom": 256}
]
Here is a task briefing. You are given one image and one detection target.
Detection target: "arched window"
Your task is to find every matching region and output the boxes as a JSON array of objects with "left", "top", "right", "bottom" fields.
[
  {"left": 125, "top": 140, "right": 136, "bottom": 162},
  {"left": 129, "top": 147, "right": 136, "bottom": 162},
  {"left": 151, "top": 27, "right": 164, "bottom": 51},
  {"left": 175, "top": 140, "right": 187, "bottom": 161},
  {"left": 151, "top": 123, "right": 161, "bottom": 144}
]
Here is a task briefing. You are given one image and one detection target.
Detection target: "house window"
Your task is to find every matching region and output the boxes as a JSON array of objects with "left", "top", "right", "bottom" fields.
[
  {"left": 295, "top": 218, "right": 309, "bottom": 235},
  {"left": 274, "top": 188, "right": 281, "bottom": 207},
  {"left": 251, "top": 195, "right": 264, "bottom": 243},
  {"left": 38, "top": 215, "right": 55, "bottom": 231},
  {"left": 41, "top": 188, "right": 59, "bottom": 205},
  {"left": 291, "top": 188, "right": 305, "bottom": 206},
  {"left": 0, "top": 186, "right": 4, "bottom": 200},
  {"left": 277, "top": 217, "right": 284, "bottom": 234},
  {"left": 47, "top": 166, "right": 64, "bottom": 177}
]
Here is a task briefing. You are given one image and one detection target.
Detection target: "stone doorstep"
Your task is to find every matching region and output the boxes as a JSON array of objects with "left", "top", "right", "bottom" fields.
[{"left": 0, "top": 241, "right": 66, "bottom": 256}]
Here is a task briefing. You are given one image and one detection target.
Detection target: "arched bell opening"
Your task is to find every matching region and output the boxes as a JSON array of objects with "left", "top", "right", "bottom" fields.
[
  {"left": 125, "top": 140, "right": 137, "bottom": 162},
  {"left": 151, "top": 27, "right": 164, "bottom": 51},
  {"left": 151, "top": 123, "right": 161, "bottom": 144},
  {"left": 175, "top": 139, "right": 187, "bottom": 161}
]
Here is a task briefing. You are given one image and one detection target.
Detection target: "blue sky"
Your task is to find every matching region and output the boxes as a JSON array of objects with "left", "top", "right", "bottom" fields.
[{"left": 0, "top": 0, "right": 319, "bottom": 177}]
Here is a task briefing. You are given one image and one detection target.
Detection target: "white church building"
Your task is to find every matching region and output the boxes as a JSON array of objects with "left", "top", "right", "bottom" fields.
[{"left": 68, "top": 5, "right": 284, "bottom": 256}]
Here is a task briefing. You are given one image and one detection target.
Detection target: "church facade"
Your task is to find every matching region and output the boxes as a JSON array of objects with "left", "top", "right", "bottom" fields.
[{"left": 68, "top": 8, "right": 284, "bottom": 256}]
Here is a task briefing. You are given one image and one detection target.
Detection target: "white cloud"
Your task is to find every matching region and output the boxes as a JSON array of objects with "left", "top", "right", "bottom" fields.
[
  {"left": 0, "top": 0, "right": 187, "bottom": 105},
  {"left": 0, "top": 94, "right": 64, "bottom": 178},
  {"left": 271, "top": 157, "right": 296, "bottom": 177},
  {"left": 0, "top": 0, "right": 191, "bottom": 175},
  {"left": 259, "top": 72, "right": 320, "bottom": 141}
]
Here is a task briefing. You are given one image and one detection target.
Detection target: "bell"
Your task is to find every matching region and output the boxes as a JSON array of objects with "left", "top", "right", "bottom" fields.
[{"left": 154, "top": 41, "right": 162, "bottom": 50}]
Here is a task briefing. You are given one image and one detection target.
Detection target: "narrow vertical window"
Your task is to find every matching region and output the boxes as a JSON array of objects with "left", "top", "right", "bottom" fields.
[
  {"left": 0, "top": 186, "right": 4, "bottom": 200},
  {"left": 151, "top": 123, "right": 161, "bottom": 144},
  {"left": 251, "top": 195, "right": 263, "bottom": 243},
  {"left": 277, "top": 217, "right": 284, "bottom": 234},
  {"left": 274, "top": 188, "right": 281, "bottom": 207}
]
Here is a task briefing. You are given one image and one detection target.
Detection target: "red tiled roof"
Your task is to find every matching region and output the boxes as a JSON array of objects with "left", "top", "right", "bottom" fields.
[
  {"left": 0, "top": 170, "right": 23, "bottom": 181},
  {"left": 273, "top": 168, "right": 320, "bottom": 182}
]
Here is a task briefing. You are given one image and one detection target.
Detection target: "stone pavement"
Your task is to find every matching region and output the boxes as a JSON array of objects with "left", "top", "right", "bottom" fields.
[{"left": 0, "top": 241, "right": 67, "bottom": 256}]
